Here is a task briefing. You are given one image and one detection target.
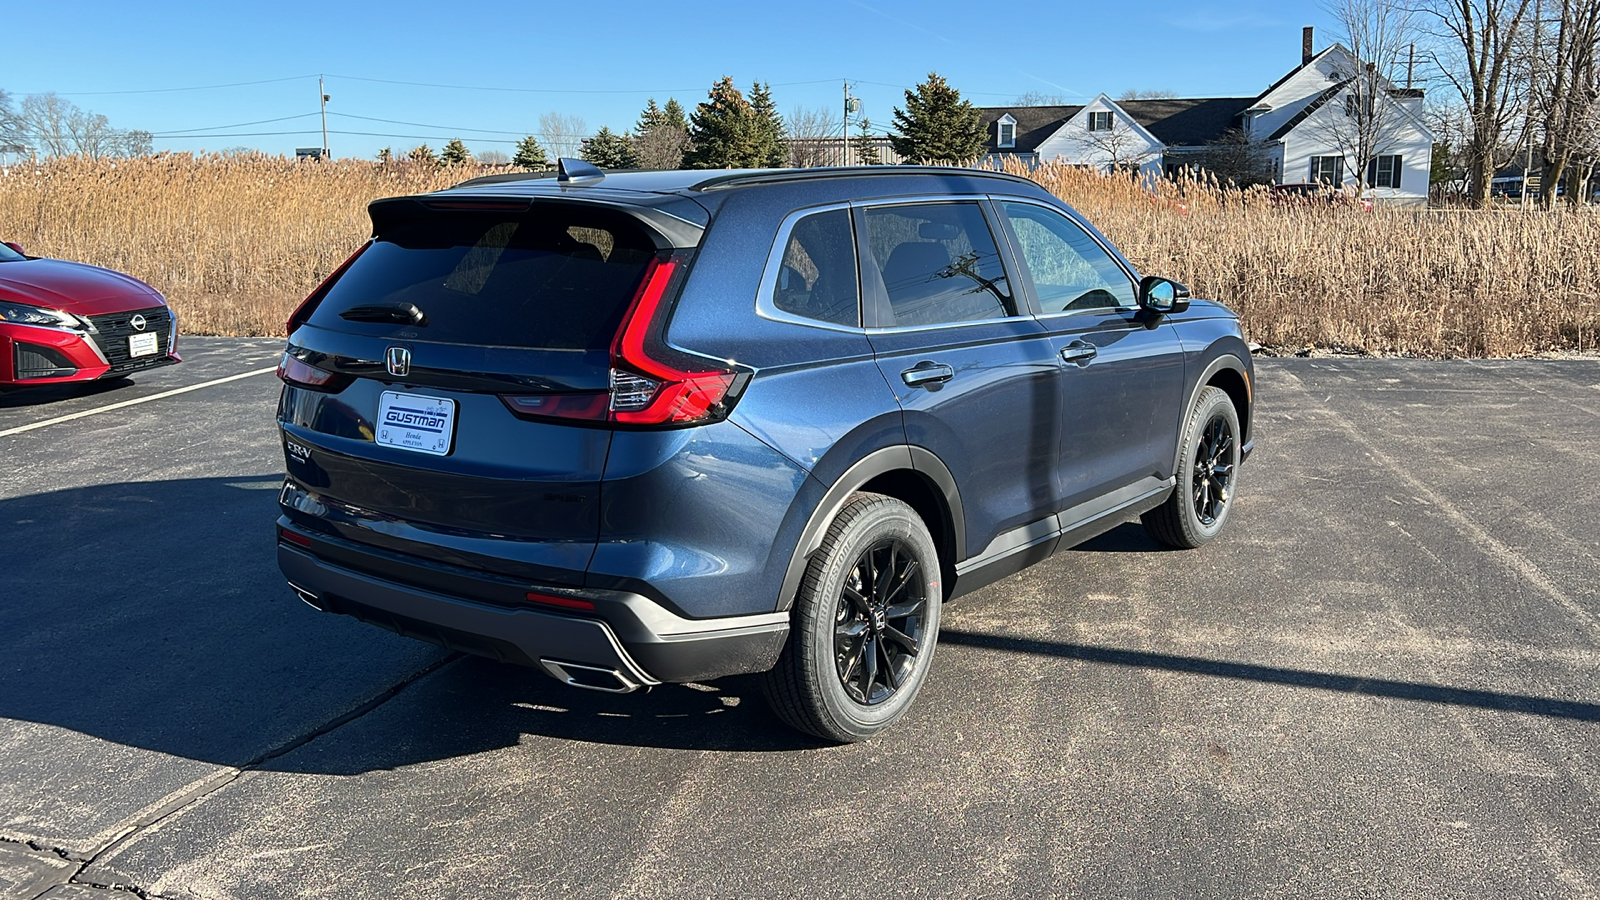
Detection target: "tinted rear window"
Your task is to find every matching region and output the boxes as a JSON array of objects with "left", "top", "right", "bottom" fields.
[{"left": 309, "top": 207, "right": 658, "bottom": 350}]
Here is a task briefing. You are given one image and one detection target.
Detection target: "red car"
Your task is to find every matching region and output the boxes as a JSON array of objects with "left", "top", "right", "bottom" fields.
[{"left": 0, "top": 240, "right": 179, "bottom": 388}]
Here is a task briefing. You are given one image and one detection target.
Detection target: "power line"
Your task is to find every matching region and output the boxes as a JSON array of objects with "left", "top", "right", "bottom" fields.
[
  {"left": 324, "top": 73, "right": 842, "bottom": 95},
  {"left": 49, "top": 75, "right": 317, "bottom": 96},
  {"left": 156, "top": 113, "right": 322, "bottom": 135},
  {"left": 329, "top": 112, "right": 529, "bottom": 136}
]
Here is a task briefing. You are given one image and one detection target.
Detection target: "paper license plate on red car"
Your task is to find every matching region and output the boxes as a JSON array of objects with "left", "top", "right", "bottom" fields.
[
  {"left": 128, "top": 333, "right": 158, "bottom": 357},
  {"left": 376, "top": 391, "right": 456, "bottom": 456}
]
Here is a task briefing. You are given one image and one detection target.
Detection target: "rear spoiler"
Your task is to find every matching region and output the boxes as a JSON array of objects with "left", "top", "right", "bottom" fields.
[{"left": 366, "top": 194, "right": 706, "bottom": 250}]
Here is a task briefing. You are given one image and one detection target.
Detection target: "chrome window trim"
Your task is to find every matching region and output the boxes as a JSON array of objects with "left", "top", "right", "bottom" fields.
[
  {"left": 753, "top": 201, "right": 865, "bottom": 334},
  {"left": 753, "top": 194, "right": 1045, "bottom": 335},
  {"left": 991, "top": 195, "right": 1142, "bottom": 319}
]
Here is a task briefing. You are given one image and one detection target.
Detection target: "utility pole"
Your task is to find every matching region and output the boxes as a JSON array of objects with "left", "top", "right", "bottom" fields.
[
  {"left": 842, "top": 82, "right": 862, "bottom": 167},
  {"left": 319, "top": 76, "right": 330, "bottom": 159},
  {"left": 1407, "top": 43, "right": 1415, "bottom": 89}
]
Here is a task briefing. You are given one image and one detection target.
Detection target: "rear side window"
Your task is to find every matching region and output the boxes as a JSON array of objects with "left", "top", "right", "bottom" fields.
[
  {"left": 309, "top": 207, "right": 657, "bottom": 350},
  {"left": 862, "top": 202, "right": 1014, "bottom": 327},
  {"left": 772, "top": 209, "right": 860, "bottom": 327}
]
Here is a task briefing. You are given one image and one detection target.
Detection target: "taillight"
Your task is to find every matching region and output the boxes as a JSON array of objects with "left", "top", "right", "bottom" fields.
[
  {"left": 287, "top": 242, "right": 370, "bottom": 335},
  {"left": 276, "top": 352, "right": 351, "bottom": 392},
  {"left": 500, "top": 251, "right": 748, "bottom": 428}
]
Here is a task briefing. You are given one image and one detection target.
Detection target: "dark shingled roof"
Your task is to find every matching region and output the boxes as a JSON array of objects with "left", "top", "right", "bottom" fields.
[
  {"left": 1117, "top": 98, "right": 1256, "bottom": 146},
  {"left": 978, "top": 97, "right": 1256, "bottom": 153},
  {"left": 978, "top": 105, "right": 1082, "bottom": 153}
]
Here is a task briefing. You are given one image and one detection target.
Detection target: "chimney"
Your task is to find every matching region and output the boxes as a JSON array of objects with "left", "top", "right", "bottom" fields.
[{"left": 1303, "top": 27, "right": 1315, "bottom": 65}]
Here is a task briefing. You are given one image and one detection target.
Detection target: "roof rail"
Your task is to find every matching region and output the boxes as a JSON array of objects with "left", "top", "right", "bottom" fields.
[{"left": 691, "top": 165, "right": 1037, "bottom": 192}]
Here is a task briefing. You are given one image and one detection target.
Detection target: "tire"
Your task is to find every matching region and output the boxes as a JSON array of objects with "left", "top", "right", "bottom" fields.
[
  {"left": 761, "top": 492, "right": 942, "bottom": 743},
  {"left": 1142, "top": 386, "right": 1241, "bottom": 549}
]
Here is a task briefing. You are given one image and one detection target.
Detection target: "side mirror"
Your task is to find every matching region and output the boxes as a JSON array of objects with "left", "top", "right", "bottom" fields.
[
  {"left": 1138, "top": 276, "right": 1190, "bottom": 315},
  {"left": 3, "top": 241, "right": 24, "bottom": 256}
]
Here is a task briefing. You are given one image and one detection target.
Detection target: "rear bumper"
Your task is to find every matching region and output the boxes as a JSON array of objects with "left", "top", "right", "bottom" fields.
[{"left": 277, "top": 530, "right": 789, "bottom": 687}]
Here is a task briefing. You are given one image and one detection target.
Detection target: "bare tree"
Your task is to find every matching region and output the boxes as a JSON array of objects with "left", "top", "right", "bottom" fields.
[
  {"left": 1532, "top": 0, "right": 1600, "bottom": 205},
  {"left": 478, "top": 149, "right": 511, "bottom": 165},
  {"left": 1012, "top": 90, "right": 1074, "bottom": 106},
  {"left": 786, "top": 106, "right": 837, "bottom": 167},
  {"left": 21, "top": 93, "right": 73, "bottom": 158},
  {"left": 1118, "top": 89, "right": 1179, "bottom": 100},
  {"left": 1422, "top": 0, "right": 1537, "bottom": 205},
  {"left": 1314, "top": 0, "right": 1421, "bottom": 193},
  {"left": 539, "top": 112, "right": 587, "bottom": 161},
  {"left": 1079, "top": 121, "right": 1158, "bottom": 171},
  {"left": 0, "top": 90, "right": 27, "bottom": 160},
  {"left": 1194, "top": 128, "right": 1277, "bottom": 185}
]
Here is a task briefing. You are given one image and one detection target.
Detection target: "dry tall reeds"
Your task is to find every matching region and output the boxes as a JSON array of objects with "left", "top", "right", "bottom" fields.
[{"left": 1, "top": 153, "right": 1597, "bottom": 355}]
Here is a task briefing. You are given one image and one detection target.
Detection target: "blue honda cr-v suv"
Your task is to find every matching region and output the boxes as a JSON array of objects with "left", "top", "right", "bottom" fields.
[{"left": 275, "top": 160, "right": 1254, "bottom": 741}]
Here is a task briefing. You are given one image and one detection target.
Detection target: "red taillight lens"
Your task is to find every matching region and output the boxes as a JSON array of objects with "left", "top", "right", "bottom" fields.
[
  {"left": 607, "top": 253, "right": 745, "bottom": 427},
  {"left": 525, "top": 591, "right": 596, "bottom": 611},
  {"left": 500, "top": 251, "right": 747, "bottom": 428},
  {"left": 287, "top": 242, "right": 370, "bottom": 335},
  {"left": 276, "top": 352, "right": 350, "bottom": 392},
  {"left": 279, "top": 527, "right": 312, "bottom": 548},
  {"left": 499, "top": 391, "right": 610, "bottom": 423}
]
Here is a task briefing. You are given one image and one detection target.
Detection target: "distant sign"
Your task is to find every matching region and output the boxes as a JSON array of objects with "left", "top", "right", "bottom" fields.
[{"left": 296, "top": 147, "right": 328, "bottom": 160}]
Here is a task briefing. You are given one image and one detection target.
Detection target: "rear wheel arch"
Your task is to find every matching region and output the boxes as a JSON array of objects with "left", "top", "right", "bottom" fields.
[{"left": 776, "top": 447, "right": 963, "bottom": 612}]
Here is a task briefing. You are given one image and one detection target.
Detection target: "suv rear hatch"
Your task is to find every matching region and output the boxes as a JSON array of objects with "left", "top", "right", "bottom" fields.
[{"left": 277, "top": 193, "right": 731, "bottom": 584}]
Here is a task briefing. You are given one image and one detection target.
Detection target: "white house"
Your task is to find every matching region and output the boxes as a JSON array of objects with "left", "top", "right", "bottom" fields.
[{"left": 979, "top": 28, "right": 1435, "bottom": 206}]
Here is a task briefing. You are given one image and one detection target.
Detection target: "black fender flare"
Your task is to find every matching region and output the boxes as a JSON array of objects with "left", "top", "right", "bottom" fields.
[
  {"left": 775, "top": 446, "right": 964, "bottom": 612},
  {"left": 1176, "top": 352, "right": 1251, "bottom": 469}
]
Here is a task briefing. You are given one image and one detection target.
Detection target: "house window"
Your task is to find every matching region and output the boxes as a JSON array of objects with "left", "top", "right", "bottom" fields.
[
  {"left": 1310, "top": 155, "right": 1345, "bottom": 185},
  {"left": 997, "top": 118, "right": 1016, "bottom": 149},
  {"left": 1367, "top": 154, "right": 1402, "bottom": 189},
  {"left": 1344, "top": 92, "right": 1374, "bottom": 118},
  {"left": 1087, "top": 111, "right": 1112, "bottom": 132}
]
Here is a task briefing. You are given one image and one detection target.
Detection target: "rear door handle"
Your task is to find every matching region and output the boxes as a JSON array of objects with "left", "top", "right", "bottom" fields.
[
  {"left": 901, "top": 362, "right": 954, "bottom": 387},
  {"left": 1060, "top": 340, "right": 1098, "bottom": 365}
]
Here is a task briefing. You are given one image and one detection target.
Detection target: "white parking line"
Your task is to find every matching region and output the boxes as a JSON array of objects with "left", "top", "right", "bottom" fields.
[{"left": 0, "top": 366, "right": 279, "bottom": 438}]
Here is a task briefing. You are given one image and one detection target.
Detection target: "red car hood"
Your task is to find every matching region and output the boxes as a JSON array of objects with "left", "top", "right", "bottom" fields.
[{"left": 0, "top": 258, "right": 165, "bottom": 316}]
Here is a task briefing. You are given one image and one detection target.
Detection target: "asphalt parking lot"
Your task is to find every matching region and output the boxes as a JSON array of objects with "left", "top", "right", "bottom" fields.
[{"left": 2, "top": 338, "right": 1597, "bottom": 899}]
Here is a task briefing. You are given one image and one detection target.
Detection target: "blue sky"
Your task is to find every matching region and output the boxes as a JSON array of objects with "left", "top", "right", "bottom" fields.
[{"left": 5, "top": 1, "right": 1338, "bottom": 160}]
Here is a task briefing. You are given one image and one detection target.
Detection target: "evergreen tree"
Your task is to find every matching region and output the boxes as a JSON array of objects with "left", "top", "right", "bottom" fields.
[
  {"left": 581, "top": 126, "right": 638, "bottom": 169},
  {"left": 662, "top": 98, "right": 688, "bottom": 130},
  {"left": 636, "top": 98, "right": 667, "bottom": 134},
  {"left": 513, "top": 135, "right": 549, "bottom": 169},
  {"left": 890, "top": 72, "right": 985, "bottom": 165},
  {"left": 376, "top": 146, "right": 392, "bottom": 163},
  {"left": 684, "top": 77, "right": 766, "bottom": 169},
  {"left": 749, "top": 82, "right": 789, "bottom": 167},
  {"left": 441, "top": 139, "right": 472, "bottom": 165},
  {"left": 852, "top": 118, "right": 882, "bottom": 165},
  {"left": 408, "top": 144, "right": 438, "bottom": 166}
]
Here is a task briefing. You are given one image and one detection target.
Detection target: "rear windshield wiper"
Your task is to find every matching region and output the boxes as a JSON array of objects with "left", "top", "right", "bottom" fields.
[{"left": 339, "top": 302, "right": 428, "bottom": 326}]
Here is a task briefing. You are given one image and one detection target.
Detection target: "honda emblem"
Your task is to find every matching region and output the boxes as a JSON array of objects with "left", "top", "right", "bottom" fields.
[{"left": 386, "top": 346, "right": 411, "bottom": 377}]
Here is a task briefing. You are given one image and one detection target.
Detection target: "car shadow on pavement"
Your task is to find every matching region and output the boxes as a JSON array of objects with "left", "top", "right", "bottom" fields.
[
  {"left": 0, "top": 475, "right": 818, "bottom": 778},
  {"left": 0, "top": 377, "right": 132, "bottom": 408},
  {"left": 939, "top": 629, "right": 1600, "bottom": 722}
]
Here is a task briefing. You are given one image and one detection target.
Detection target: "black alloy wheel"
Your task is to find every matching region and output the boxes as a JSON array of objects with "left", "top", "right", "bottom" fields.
[
  {"left": 834, "top": 537, "right": 929, "bottom": 706},
  {"left": 1142, "top": 385, "right": 1242, "bottom": 549},
  {"left": 762, "top": 492, "right": 942, "bottom": 742},
  {"left": 1192, "top": 413, "right": 1236, "bottom": 527}
]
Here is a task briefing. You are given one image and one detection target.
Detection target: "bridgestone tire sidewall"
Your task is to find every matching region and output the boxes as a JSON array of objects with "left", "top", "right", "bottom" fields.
[
  {"left": 803, "top": 498, "right": 941, "bottom": 739},
  {"left": 1176, "top": 387, "right": 1241, "bottom": 544}
]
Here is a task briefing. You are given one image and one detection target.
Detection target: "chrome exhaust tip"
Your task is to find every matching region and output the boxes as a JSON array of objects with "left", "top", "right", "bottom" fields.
[{"left": 539, "top": 659, "right": 641, "bottom": 694}]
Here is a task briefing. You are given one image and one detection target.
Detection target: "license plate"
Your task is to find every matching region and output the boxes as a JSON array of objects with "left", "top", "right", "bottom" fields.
[
  {"left": 375, "top": 391, "right": 456, "bottom": 457},
  {"left": 128, "top": 332, "right": 158, "bottom": 357}
]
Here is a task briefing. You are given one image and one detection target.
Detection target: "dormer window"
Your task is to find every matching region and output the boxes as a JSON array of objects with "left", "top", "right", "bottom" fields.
[
  {"left": 1088, "top": 111, "right": 1112, "bottom": 131},
  {"left": 997, "top": 114, "right": 1016, "bottom": 149}
]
